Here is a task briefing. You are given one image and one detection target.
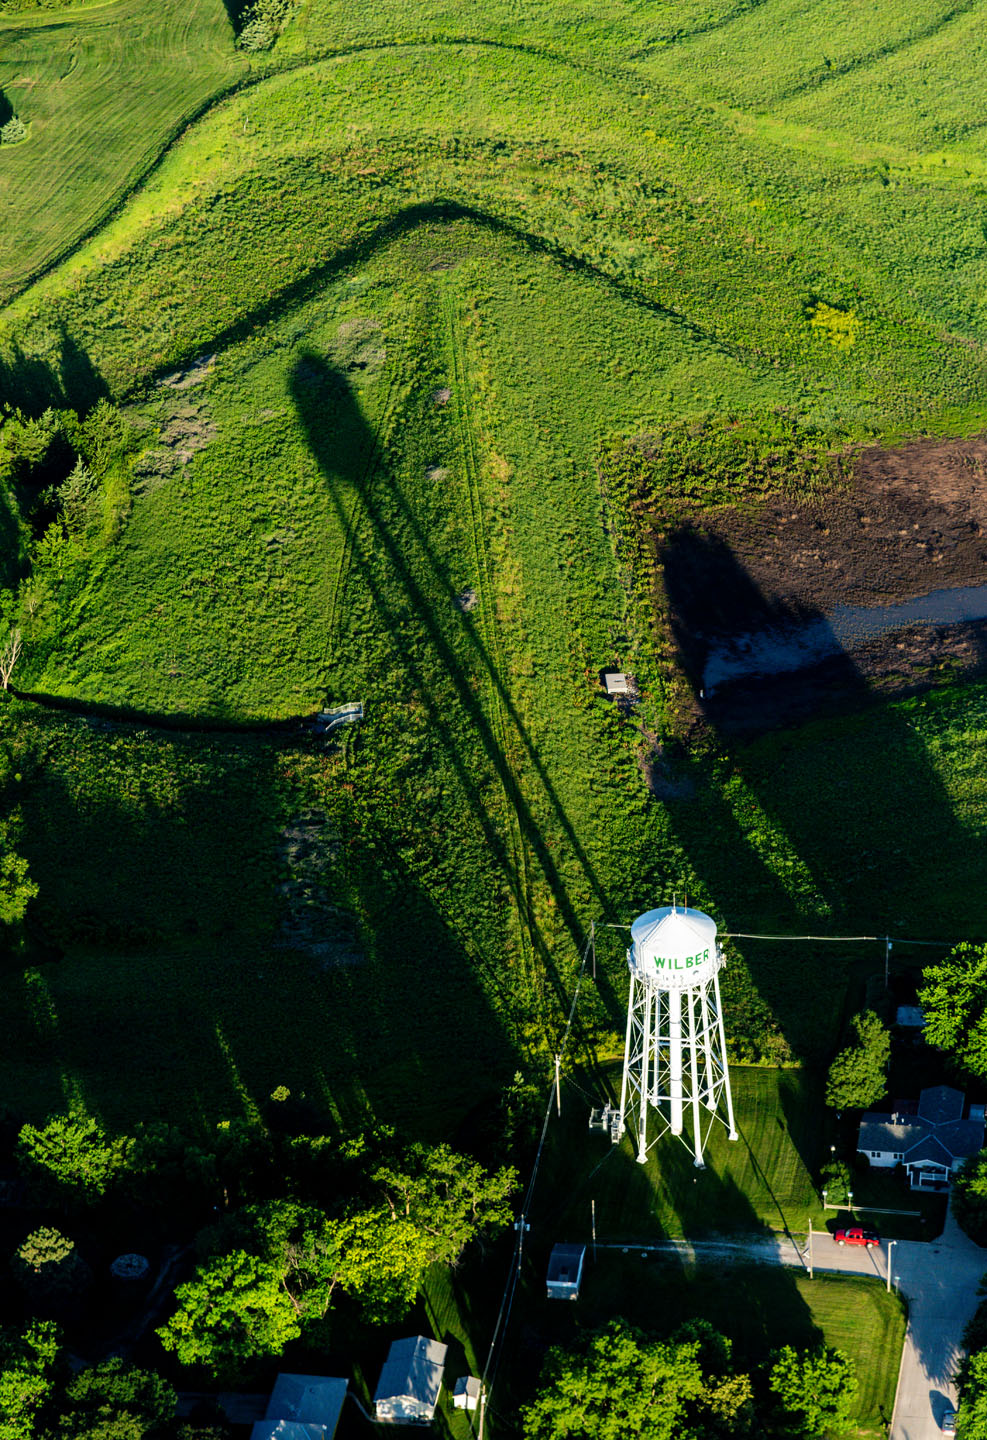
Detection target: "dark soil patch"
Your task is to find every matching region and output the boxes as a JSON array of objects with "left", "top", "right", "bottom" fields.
[{"left": 655, "top": 433, "right": 987, "bottom": 735}]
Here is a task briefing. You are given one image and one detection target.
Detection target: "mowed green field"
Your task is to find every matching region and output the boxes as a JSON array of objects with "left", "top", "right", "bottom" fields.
[
  {"left": 0, "top": 0, "right": 241, "bottom": 298},
  {"left": 2, "top": 0, "right": 987, "bottom": 1145}
]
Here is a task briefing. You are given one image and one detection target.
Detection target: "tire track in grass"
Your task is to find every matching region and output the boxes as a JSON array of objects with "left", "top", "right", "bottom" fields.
[{"left": 440, "top": 278, "right": 540, "bottom": 1002}]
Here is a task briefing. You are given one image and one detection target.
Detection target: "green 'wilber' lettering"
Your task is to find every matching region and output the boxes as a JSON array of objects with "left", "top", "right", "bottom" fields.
[{"left": 650, "top": 948, "right": 711, "bottom": 972}]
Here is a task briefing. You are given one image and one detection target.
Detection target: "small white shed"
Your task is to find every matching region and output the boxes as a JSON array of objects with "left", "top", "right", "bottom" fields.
[
  {"left": 546, "top": 1243, "right": 586, "bottom": 1300},
  {"left": 452, "top": 1376, "right": 482, "bottom": 1412},
  {"left": 603, "top": 672, "right": 630, "bottom": 696},
  {"left": 374, "top": 1336, "right": 448, "bottom": 1425}
]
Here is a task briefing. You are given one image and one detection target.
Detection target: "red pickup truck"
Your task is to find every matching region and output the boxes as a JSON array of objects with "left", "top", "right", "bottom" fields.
[{"left": 834, "top": 1227, "right": 880, "bottom": 1248}]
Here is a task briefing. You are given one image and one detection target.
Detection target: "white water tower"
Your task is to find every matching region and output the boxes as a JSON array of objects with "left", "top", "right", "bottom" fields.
[{"left": 618, "top": 903, "right": 738, "bottom": 1167}]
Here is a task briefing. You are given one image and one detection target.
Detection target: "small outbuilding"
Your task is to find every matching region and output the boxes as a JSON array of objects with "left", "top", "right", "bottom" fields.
[
  {"left": 250, "top": 1373, "right": 347, "bottom": 1440},
  {"left": 603, "top": 672, "right": 630, "bottom": 696},
  {"left": 373, "top": 1336, "right": 448, "bottom": 1425},
  {"left": 452, "top": 1376, "right": 482, "bottom": 1412},
  {"left": 546, "top": 1242, "right": 586, "bottom": 1300}
]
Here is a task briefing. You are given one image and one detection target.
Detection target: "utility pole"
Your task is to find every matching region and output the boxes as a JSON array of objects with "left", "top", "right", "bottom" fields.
[
  {"left": 591, "top": 1199, "right": 597, "bottom": 1263},
  {"left": 807, "top": 1216, "right": 813, "bottom": 1279},
  {"left": 887, "top": 1239, "right": 897, "bottom": 1293},
  {"left": 555, "top": 1054, "right": 561, "bottom": 1117},
  {"left": 884, "top": 936, "right": 892, "bottom": 988}
]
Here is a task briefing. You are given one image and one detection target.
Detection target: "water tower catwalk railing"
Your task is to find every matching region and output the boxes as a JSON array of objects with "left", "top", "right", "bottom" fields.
[{"left": 617, "top": 906, "right": 738, "bottom": 1168}]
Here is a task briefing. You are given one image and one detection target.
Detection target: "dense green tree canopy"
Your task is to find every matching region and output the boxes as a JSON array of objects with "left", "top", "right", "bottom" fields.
[
  {"left": 769, "top": 1344, "right": 857, "bottom": 1437},
  {"left": 373, "top": 1142, "right": 517, "bottom": 1265},
  {"left": 919, "top": 944, "right": 987, "bottom": 1078},
  {"left": 0, "top": 1320, "right": 59, "bottom": 1440},
  {"left": 59, "top": 1359, "right": 175, "bottom": 1440},
  {"left": 16, "top": 1113, "right": 132, "bottom": 1209},
  {"left": 958, "top": 1348, "right": 987, "bottom": 1438},
  {"left": 951, "top": 1150, "right": 987, "bottom": 1245},
  {"left": 156, "top": 1250, "right": 301, "bottom": 1382},
  {"left": 12, "top": 1226, "right": 92, "bottom": 1307},
  {"left": 825, "top": 1010, "right": 890, "bottom": 1110},
  {"left": 520, "top": 1318, "right": 748, "bottom": 1440}
]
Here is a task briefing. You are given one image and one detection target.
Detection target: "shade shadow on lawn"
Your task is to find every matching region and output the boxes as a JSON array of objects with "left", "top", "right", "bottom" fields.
[
  {"left": 657, "top": 523, "right": 987, "bottom": 1067},
  {"left": 3, "top": 712, "right": 516, "bottom": 1138}
]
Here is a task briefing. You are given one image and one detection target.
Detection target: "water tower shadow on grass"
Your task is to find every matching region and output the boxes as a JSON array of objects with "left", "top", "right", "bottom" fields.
[{"left": 289, "top": 349, "right": 623, "bottom": 1043}]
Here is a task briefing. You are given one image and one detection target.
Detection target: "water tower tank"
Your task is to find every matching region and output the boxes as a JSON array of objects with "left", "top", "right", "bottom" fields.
[{"left": 629, "top": 905, "right": 722, "bottom": 990}]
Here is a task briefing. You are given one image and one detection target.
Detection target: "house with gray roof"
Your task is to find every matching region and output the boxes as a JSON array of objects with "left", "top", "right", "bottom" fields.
[
  {"left": 374, "top": 1336, "right": 448, "bottom": 1425},
  {"left": 857, "top": 1085, "right": 985, "bottom": 1190},
  {"left": 250, "top": 1372, "right": 347, "bottom": 1440}
]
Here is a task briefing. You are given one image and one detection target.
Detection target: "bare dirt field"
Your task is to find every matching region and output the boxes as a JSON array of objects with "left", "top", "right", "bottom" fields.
[{"left": 655, "top": 433, "right": 987, "bottom": 735}]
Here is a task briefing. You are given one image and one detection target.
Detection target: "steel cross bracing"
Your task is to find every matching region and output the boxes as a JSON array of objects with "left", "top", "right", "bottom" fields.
[{"left": 618, "top": 957, "right": 737, "bottom": 1168}]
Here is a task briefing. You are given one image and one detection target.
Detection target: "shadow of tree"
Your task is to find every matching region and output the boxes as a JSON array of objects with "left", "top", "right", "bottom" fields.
[{"left": 0, "top": 323, "right": 110, "bottom": 414}]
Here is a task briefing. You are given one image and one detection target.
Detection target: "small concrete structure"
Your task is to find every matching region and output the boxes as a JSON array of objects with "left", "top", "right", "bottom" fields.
[
  {"left": 546, "top": 1242, "right": 586, "bottom": 1300},
  {"left": 603, "top": 672, "right": 630, "bottom": 696},
  {"left": 374, "top": 1336, "right": 448, "bottom": 1425},
  {"left": 452, "top": 1377, "right": 482, "bottom": 1412},
  {"left": 250, "top": 1373, "right": 347, "bottom": 1440},
  {"left": 313, "top": 701, "right": 363, "bottom": 735},
  {"left": 857, "top": 1084, "right": 985, "bottom": 1189}
]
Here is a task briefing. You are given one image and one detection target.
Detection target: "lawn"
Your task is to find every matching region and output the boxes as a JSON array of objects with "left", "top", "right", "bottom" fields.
[
  {"left": 0, "top": 0, "right": 242, "bottom": 300},
  {"left": 533, "top": 1064, "right": 821, "bottom": 1242}
]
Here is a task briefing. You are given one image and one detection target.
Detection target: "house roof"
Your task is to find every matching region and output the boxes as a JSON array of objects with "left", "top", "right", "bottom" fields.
[
  {"left": 906, "top": 1135, "right": 955, "bottom": 1167},
  {"left": 936, "top": 1119, "right": 986, "bottom": 1159},
  {"left": 858, "top": 1087, "right": 984, "bottom": 1163},
  {"left": 454, "top": 1377, "right": 482, "bottom": 1400},
  {"left": 547, "top": 1244, "right": 586, "bottom": 1284},
  {"left": 917, "top": 1085, "right": 965, "bottom": 1126},
  {"left": 858, "top": 1117, "right": 929, "bottom": 1153},
  {"left": 251, "top": 1423, "right": 325, "bottom": 1440},
  {"left": 266, "top": 1375, "right": 347, "bottom": 1435},
  {"left": 374, "top": 1336, "right": 448, "bottom": 1408}
]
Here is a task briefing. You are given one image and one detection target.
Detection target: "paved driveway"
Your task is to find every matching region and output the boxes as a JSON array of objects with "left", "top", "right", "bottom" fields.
[
  {"left": 600, "top": 1207, "right": 985, "bottom": 1440},
  {"left": 889, "top": 1205, "right": 984, "bottom": 1440}
]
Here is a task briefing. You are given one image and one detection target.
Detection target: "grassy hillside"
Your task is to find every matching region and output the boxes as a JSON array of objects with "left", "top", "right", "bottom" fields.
[
  {"left": 2, "top": 0, "right": 987, "bottom": 1135},
  {"left": 0, "top": 0, "right": 241, "bottom": 299}
]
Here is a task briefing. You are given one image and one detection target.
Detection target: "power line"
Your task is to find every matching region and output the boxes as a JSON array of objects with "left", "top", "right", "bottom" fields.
[
  {"left": 721, "top": 931, "right": 878, "bottom": 942},
  {"left": 479, "top": 922, "right": 595, "bottom": 1432}
]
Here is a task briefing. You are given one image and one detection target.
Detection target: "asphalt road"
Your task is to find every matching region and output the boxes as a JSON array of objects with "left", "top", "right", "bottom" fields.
[{"left": 600, "top": 1207, "right": 986, "bottom": 1440}]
